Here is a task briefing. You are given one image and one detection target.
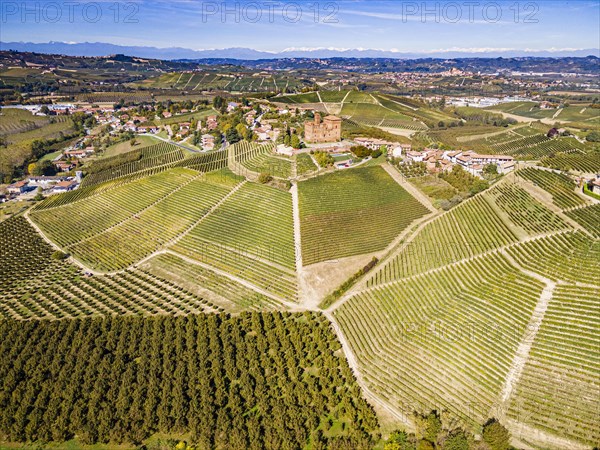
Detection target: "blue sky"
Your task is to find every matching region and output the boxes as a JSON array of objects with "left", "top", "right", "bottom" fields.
[{"left": 1, "top": 0, "right": 599, "bottom": 52}]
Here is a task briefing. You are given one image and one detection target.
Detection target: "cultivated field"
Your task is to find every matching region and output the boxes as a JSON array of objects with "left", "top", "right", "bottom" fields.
[
  {"left": 299, "top": 166, "right": 429, "bottom": 265},
  {"left": 369, "top": 195, "right": 518, "bottom": 284}
]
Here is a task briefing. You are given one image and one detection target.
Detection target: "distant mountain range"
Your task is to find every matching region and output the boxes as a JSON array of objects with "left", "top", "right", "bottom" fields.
[{"left": 1, "top": 41, "right": 599, "bottom": 60}]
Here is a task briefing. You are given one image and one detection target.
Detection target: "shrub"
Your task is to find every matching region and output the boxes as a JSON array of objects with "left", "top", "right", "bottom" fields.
[
  {"left": 258, "top": 172, "right": 273, "bottom": 184},
  {"left": 351, "top": 145, "right": 372, "bottom": 158},
  {"left": 482, "top": 419, "right": 510, "bottom": 450},
  {"left": 51, "top": 250, "right": 69, "bottom": 260}
]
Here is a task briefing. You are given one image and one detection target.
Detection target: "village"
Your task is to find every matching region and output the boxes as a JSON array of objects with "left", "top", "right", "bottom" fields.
[{"left": 1, "top": 96, "right": 595, "bottom": 204}]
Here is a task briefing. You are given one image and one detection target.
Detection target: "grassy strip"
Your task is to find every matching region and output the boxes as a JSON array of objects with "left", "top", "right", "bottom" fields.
[{"left": 319, "top": 257, "right": 378, "bottom": 310}]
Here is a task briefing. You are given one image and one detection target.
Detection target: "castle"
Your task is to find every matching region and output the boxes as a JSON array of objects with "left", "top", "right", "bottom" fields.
[{"left": 304, "top": 113, "right": 342, "bottom": 143}]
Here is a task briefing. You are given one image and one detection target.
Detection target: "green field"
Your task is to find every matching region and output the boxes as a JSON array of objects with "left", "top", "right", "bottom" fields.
[
  {"left": 102, "top": 135, "right": 161, "bottom": 157},
  {"left": 299, "top": 166, "right": 429, "bottom": 265}
]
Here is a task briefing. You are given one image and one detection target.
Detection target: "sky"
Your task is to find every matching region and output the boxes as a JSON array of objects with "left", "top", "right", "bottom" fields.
[{"left": 1, "top": 0, "right": 599, "bottom": 53}]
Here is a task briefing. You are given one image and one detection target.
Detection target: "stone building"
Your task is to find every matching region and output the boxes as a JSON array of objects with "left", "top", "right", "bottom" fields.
[{"left": 304, "top": 113, "right": 342, "bottom": 143}]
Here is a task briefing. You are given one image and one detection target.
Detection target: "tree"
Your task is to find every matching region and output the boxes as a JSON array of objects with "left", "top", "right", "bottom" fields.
[
  {"left": 482, "top": 419, "right": 510, "bottom": 450},
  {"left": 290, "top": 134, "right": 300, "bottom": 149},
  {"left": 33, "top": 187, "right": 45, "bottom": 202},
  {"left": 586, "top": 131, "right": 600, "bottom": 142},
  {"left": 351, "top": 145, "right": 372, "bottom": 158},
  {"left": 417, "top": 439, "right": 434, "bottom": 450},
  {"left": 441, "top": 428, "right": 469, "bottom": 450},
  {"left": 226, "top": 127, "right": 241, "bottom": 144},
  {"left": 32, "top": 160, "right": 56, "bottom": 176},
  {"left": 483, "top": 164, "right": 498, "bottom": 175}
]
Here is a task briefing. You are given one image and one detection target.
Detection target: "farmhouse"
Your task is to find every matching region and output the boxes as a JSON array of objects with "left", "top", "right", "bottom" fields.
[
  {"left": 64, "top": 149, "right": 92, "bottom": 159},
  {"left": 53, "top": 161, "right": 75, "bottom": 172},
  {"left": 443, "top": 150, "right": 515, "bottom": 174},
  {"left": 405, "top": 151, "right": 425, "bottom": 162},
  {"left": 7, "top": 180, "right": 31, "bottom": 194},
  {"left": 304, "top": 113, "right": 342, "bottom": 143},
  {"left": 28, "top": 176, "right": 69, "bottom": 188},
  {"left": 53, "top": 180, "right": 78, "bottom": 193}
]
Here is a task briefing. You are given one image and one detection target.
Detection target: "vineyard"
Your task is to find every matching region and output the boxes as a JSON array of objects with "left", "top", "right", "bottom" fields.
[
  {"left": 0, "top": 216, "right": 223, "bottom": 320},
  {"left": 80, "top": 142, "right": 185, "bottom": 187},
  {"left": 335, "top": 252, "right": 545, "bottom": 426},
  {"left": 172, "top": 182, "right": 298, "bottom": 301},
  {"left": 296, "top": 152, "right": 318, "bottom": 176},
  {"left": 232, "top": 141, "right": 292, "bottom": 179},
  {"left": 340, "top": 102, "right": 426, "bottom": 131},
  {"left": 506, "top": 284, "right": 600, "bottom": 447},
  {"left": 140, "top": 253, "right": 282, "bottom": 311},
  {"left": 369, "top": 196, "right": 518, "bottom": 285},
  {"left": 517, "top": 168, "right": 588, "bottom": 209},
  {"left": 0, "top": 107, "right": 52, "bottom": 135},
  {"left": 0, "top": 313, "right": 380, "bottom": 448},
  {"left": 66, "top": 172, "right": 241, "bottom": 271},
  {"left": 75, "top": 91, "right": 155, "bottom": 103},
  {"left": 172, "top": 148, "right": 228, "bottom": 172},
  {"left": 506, "top": 231, "right": 600, "bottom": 285},
  {"left": 463, "top": 126, "right": 586, "bottom": 159},
  {"left": 565, "top": 203, "right": 600, "bottom": 238},
  {"left": 540, "top": 150, "right": 600, "bottom": 173},
  {"left": 299, "top": 166, "right": 429, "bottom": 265},
  {"left": 31, "top": 168, "right": 199, "bottom": 247},
  {"left": 485, "top": 183, "right": 569, "bottom": 236}
]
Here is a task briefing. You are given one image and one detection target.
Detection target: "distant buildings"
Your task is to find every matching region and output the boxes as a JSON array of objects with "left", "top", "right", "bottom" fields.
[
  {"left": 304, "top": 113, "right": 342, "bottom": 143},
  {"left": 443, "top": 150, "right": 515, "bottom": 176}
]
